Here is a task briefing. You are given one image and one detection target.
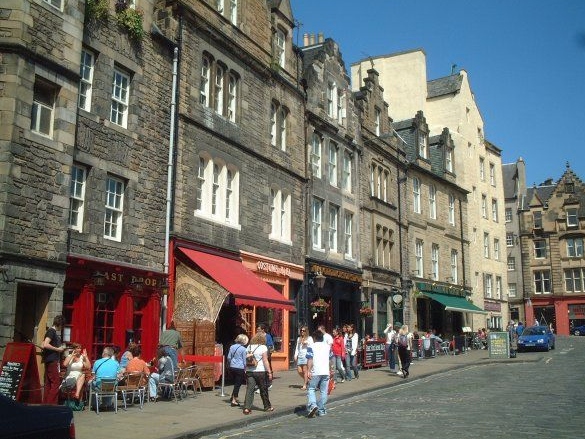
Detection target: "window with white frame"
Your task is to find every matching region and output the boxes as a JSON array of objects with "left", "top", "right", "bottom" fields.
[
  {"left": 431, "top": 244, "right": 439, "bottom": 281},
  {"left": 483, "top": 232, "right": 490, "bottom": 258},
  {"left": 214, "top": 64, "right": 224, "bottom": 116},
  {"left": 508, "top": 283, "right": 517, "bottom": 298},
  {"left": 226, "top": 169, "right": 235, "bottom": 221},
  {"left": 418, "top": 134, "right": 427, "bottom": 159},
  {"left": 200, "top": 56, "right": 211, "bottom": 106},
  {"left": 567, "top": 208, "right": 578, "bottom": 227},
  {"left": 479, "top": 157, "right": 485, "bottom": 181},
  {"left": 31, "top": 80, "right": 56, "bottom": 137},
  {"left": 534, "top": 239, "right": 547, "bottom": 259},
  {"left": 377, "top": 168, "right": 383, "bottom": 199},
  {"left": 110, "top": 68, "right": 130, "bottom": 128},
  {"left": 492, "top": 199, "right": 498, "bottom": 222},
  {"left": 506, "top": 232, "right": 514, "bottom": 247},
  {"left": 275, "top": 29, "right": 285, "bottom": 68},
  {"left": 507, "top": 257, "right": 515, "bottom": 271},
  {"left": 329, "top": 205, "right": 338, "bottom": 252},
  {"left": 195, "top": 157, "right": 240, "bottom": 226},
  {"left": 311, "top": 134, "right": 322, "bottom": 178},
  {"left": 342, "top": 151, "right": 352, "bottom": 192},
  {"left": 489, "top": 163, "right": 495, "bottom": 186},
  {"left": 413, "top": 177, "right": 421, "bottom": 214},
  {"left": 196, "top": 157, "right": 207, "bottom": 211},
  {"left": 445, "top": 147, "right": 453, "bottom": 172},
  {"left": 496, "top": 276, "right": 502, "bottom": 299},
  {"left": 505, "top": 208, "right": 512, "bottom": 223},
  {"left": 216, "top": 0, "right": 224, "bottom": 13},
  {"left": 43, "top": 0, "right": 63, "bottom": 11},
  {"left": 269, "top": 188, "right": 291, "bottom": 243},
  {"left": 484, "top": 274, "right": 492, "bottom": 298},
  {"left": 494, "top": 239, "right": 500, "bottom": 260},
  {"left": 370, "top": 164, "right": 375, "bottom": 197},
  {"left": 337, "top": 89, "right": 344, "bottom": 125},
  {"left": 327, "top": 82, "right": 335, "bottom": 118},
  {"left": 429, "top": 185, "right": 437, "bottom": 220},
  {"left": 382, "top": 170, "right": 388, "bottom": 202},
  {"left": 344, "top": 212, "right": 353, "bottom": 258},
  {"left": 567, "top": 238, "right": 584, "bottom": 257},
  {"left": 68, "top": 166, "right": 86, "bottom": 231},
  {"left": 481, "top": 195, "right": 487, "bottom": 218},
  {"left": 78, "top": 49, "right": 94, "bottom": 111},
  {"left": 312, "top": 198, "right": 323, "bottom": 249},
  {"left": 534, "top": 270, "right": 551, "bottom": 294},
  {"left": 328, "top": 143, "right": 337, "bottom": 187},
  {"left": 278, "top": 107, "right": 287, "bottom": 151},
  {"left": 270, "top": 103, "right": 277, "bottom": 146},
  {"left": 448, "top": 194, "right": 455, "bottom": 226},
  {"left": 565, "top": 268, "right": 583, "bottom": 293},
  {"left": 211, "top": 163, "right": 220, "bottom": 215},
  {"left": 227, "top": 74, "right": 237, "bottom": 122},
  {"left": 104, "top": 177, "right": 124, "bottom": 241},
  {"left": 229, "top": 0, "right": 237, "bottom": 24},
  {"left": 375, "top": 108, "right": 381, "bottom": 136},
  {"left": 415, "top": 239, "right": 423, "bottom": 277},
  {"left": 450, "top": 250, "right": 458, "bottom": 284}
]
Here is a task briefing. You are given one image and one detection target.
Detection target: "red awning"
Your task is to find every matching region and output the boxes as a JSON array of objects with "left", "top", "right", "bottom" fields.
[{"left": 178, "top": 247, "right": 296, "bottom": 311}]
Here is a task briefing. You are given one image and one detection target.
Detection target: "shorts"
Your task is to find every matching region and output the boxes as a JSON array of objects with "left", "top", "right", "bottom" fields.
[{"left": 297, "top": 357, "right": 307, "bottom": 366}]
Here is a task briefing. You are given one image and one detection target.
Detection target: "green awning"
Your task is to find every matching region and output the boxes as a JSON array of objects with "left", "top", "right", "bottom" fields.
[{"left": 421, "top": 291, "right": 488, "bottom": 315}]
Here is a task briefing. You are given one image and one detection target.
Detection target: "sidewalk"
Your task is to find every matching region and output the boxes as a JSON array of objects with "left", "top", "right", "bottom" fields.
[{"left": 73, "top": 350, "right": 541, "bottom": 439}]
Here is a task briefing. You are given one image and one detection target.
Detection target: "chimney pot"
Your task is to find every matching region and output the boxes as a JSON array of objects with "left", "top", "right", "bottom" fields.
[
  {"left": 318, "top": 32, "right": 324, "bottom": 43},
  {"left": 310, "top": 33, "right": 316, "bottom": 45},
  {"left": 303, "top": 33, "right": 309, "bottom": 47}
]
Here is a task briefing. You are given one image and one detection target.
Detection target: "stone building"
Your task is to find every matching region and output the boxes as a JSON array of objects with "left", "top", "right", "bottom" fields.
[
  {"left": 353, "top": 69, "right": 409, "bottom": 334},
  {"left": 394, "top": 112, "right": 476, "bottom": 336},
  {"left": 502, "top": 158, "right": 527, "bottom": 323},
  {"left": 300, "top": 36, "right": 362, "bottom": 333},
  {"left": 0, "top": 0, "right": 172, "bottom": 360},
  {"left": 159, "top": 0, "right": 305, "bottom": 370},
  {"left": 519, "top": 164, "right": 585, "bottom": 335},
  {"left": 351, "top": 49, "right": 509, "bottom": 331}
]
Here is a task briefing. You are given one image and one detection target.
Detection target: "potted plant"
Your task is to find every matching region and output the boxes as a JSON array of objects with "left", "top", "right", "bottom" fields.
[
  {"left": 310, "top": 298, "right": 329, "bottom": 313},
  {"left": 359, "top": 306, "right": 374, "bottom": 317}
]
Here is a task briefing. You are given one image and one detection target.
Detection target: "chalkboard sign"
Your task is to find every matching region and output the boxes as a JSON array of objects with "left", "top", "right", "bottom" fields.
[
  {"left": 0, "top": 361, "right": 25, "bottom": 400},
  {"left": 488, "top": 332, "right": 510, "bottom": 359},
  {"left": 0, "top": 343, "right": 42, "bottom": 403},
  {"left": 362, "top": 341, "right": 386, "bottom": 368}
]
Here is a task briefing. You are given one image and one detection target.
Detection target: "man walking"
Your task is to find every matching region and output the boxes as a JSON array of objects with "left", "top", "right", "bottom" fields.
[{"left": 306, "top": 329, "right": 331, "bottom": 418}]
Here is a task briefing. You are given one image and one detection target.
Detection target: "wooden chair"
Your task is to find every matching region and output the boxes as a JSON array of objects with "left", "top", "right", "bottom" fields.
[
  {"left": 180, "top": 365, "right": 202, "bottom": 397},
  {"left": 117, "top": 372, "right": 146, "bottom": 410},
  {"left": 90, "top": 378, "right": 118, "bottom": 414}
]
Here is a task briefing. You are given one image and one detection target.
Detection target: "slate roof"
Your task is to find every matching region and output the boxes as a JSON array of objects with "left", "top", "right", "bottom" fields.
[
  {"left": 502, "top": 163, "right": 518, "bottom": 199},
  {"left": 427, "top": 74, "right": 463, "bottom": 99},
  {"left": 522, "top": 186, "right": 556, "bottom": 209}
]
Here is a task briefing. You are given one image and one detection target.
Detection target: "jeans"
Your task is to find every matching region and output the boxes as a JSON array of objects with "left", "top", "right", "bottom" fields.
[
  {"left": 307, "top": 375, "right": 330, "bottom": 415},
  {"left": 162, "top": 346, "right": 178, "bottom": 369},
  {"left": 244, "top": 372, "right": 271, "bottom": 410},
  {"left": 333, "top": 355, "right": 346, "bottom": 381},
  {"left": 388, "top": 343, "right": 396, "bottom": 370},
  {"left": 149, "top": 373, "right": 160, "bottom": 398},
  {"left": 344, "top": 354, "right": 359, "bottom": 380},
  {"left": 43, "top": 361, "right": 60, "bottom": 405},
  {"left": 230, "top": 367, "right": 245, "bottom": 399}
]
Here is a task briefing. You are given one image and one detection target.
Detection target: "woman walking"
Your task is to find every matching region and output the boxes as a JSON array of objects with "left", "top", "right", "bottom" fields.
[
  {"left": 396, "top": 325, "right": 412, "bottom": 379},
  {"left": 331, "top": 327, "right": 346, "bottom": 383},
  {"left": 294, "top": 326, "right": 313, "bottom": 390},
  {"left": 243, "top": 333, "right": 274, "bottom": 415},
  {"left": 227, "top": 334, "right": 248, "bottom": 407},
  {"left": 344, "top": 324, "right": 359, "bottom": 380}
]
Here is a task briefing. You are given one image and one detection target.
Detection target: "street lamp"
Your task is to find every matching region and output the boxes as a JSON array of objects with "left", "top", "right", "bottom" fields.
[{"left": 314, "top": 272, "right": 326, "bottom": 292}]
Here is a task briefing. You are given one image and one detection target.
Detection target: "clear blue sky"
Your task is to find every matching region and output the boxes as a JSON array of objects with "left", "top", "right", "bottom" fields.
[{"left": 292, "top": 0, "right": 585, "bottom": 186}]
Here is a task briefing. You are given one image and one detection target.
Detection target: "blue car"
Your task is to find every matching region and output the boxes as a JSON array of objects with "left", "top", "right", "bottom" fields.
[
  {"left": 517, "top": 326, "right": 556, "bottom": 352},
  {"left": 571, "top": 325, "right": 585, "bottom": 336}
]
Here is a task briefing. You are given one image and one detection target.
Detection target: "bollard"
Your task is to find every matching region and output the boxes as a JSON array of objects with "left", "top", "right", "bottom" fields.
[{"left": 218, "top": 356, "right": 226, "bottom": 397}]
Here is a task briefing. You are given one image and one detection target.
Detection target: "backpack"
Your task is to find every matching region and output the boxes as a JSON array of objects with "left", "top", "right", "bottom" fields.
[
  {"left": 398, "top": 334, "right": 408, "bottom": 348},
  {"left": 246, "top": 346, "right": 259, "bottom": 368}
]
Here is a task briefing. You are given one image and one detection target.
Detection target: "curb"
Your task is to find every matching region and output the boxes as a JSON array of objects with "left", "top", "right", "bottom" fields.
[{"left": 160, "top": 356, "right": 540, "bottom": 439}]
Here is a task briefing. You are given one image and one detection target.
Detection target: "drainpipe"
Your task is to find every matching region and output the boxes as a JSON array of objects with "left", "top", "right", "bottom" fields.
[{"left": 458, "top": 198, "right": 468, "bottom": 329}]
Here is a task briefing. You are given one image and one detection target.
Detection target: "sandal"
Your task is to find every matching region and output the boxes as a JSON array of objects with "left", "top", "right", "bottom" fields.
[
  {"left": 231, "top": 401, "right": 241, "bottom": 407},
  {"left": 265, "top": 407, "right": 275, "bottom": 412},
  {"left": 243, "top": 408, "right": 252, "bottom": 415}
]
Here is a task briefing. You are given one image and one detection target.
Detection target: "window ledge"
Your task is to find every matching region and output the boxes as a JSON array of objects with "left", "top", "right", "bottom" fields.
[
  {"left": 194, "top": 210, "right": 242, "bottom": 230},
  {"left": 269, "top": 236, "right": 292, "bottom": 246},
  {"left": 104, "top": 235, "right": 122, "bottom": 243},
  {"left": 312, "top": 246, "right": 325, "bottom": 253}
]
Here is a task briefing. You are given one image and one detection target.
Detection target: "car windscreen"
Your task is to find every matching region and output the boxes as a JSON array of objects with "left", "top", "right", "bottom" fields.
[{"left": 522, "top": 327, "right": 546, "bottom": 336}]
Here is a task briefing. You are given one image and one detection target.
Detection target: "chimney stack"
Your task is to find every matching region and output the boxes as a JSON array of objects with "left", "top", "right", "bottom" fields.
[
  {"left": 317, "top": 32, "right": 324, "bottom": 43},
  {"left": 303, "top": 33, "right": 309, "bottom": 47},
  {"left": 310, "top": 33, "right": 316, "bottom": 45}
]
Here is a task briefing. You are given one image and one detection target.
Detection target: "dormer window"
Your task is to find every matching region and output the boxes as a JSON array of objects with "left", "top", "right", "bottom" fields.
[
  {"left": 375, "top": 108, "right": 381, "bottom": 136},
  {"left": 275, "top": 29, "right": 286, "bottom": 68},
  {"left": 567, "top": 208, "right": 578, "bottom": 227},
  {"left": 445, "top": 147, "right": 453, "bottom": 172},
  {"left": 533, "top": 211, "right": 543, "bottom": 229},
  {"left": 419, "top": 133, "right": 427, "bottom": 159},
  {"left": 566, "top": 182, "right": 575, "bottom": 194}
]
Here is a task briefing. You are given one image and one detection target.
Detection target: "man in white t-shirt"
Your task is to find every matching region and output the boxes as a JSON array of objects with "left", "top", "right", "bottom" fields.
[
  {"left": 383, "top": 323, "right": 398, "bottom": 373},
  {"left": 306, "top": 330, "right": 331, "bottom": 418},
  {"left": 318, "top": 325, "right": 333, "bottom": 346}
]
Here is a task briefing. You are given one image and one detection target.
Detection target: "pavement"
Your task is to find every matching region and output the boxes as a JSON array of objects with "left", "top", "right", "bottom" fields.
[
  {"left": 73, "top": 346, "right": 546, "bottom": 439},
  {"left": 203, "top": 336, "right": 585, "bottom": 439}
]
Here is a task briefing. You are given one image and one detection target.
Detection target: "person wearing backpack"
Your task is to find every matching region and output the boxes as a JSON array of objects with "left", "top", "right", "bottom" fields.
[
  {"left": 396, "top": 325, "right": 412, "bottom": 378},
  {"left": 242, "top": 332, "right": 274, "bottom": 415}
]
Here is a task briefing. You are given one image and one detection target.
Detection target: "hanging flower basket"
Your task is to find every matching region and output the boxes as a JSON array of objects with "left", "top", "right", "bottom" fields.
[
  {"left": 359, "top": 307, "right": 374, "bottom": 317},
  {"left": 310, "top": 298, "right": 329, "bottom": 313}
]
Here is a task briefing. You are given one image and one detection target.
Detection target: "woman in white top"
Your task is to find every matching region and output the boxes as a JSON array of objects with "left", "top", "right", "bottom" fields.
[
  {"left": 243, "top": 332, "right": 274, "bottom": 415},
  {"left": 294, "top": 325, "right": 313, "bottom": 390},
  {"left": 396, "top": 325, "right": 413, "bottom": 378},
  {"left": 62, "top": 343, "right": 91, "bottom": 399},
  {"left": 343, "top": 324, "right": 359, "bottom": 380}
]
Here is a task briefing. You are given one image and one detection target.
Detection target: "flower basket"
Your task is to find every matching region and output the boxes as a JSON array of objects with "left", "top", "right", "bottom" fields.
[
  {"left": 359, "top": 307, "right": 374, "bottom": 317},
  {"left": 310, "top": 298, "right": 329, "bottom": 313}
]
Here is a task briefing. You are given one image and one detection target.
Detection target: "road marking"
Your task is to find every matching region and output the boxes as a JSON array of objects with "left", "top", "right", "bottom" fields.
[{"left": 545, "top": 358, "right": 552, "bottom": 364}]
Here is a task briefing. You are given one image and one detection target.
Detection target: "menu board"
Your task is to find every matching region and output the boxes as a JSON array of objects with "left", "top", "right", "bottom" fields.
[
  {"left": 0, "top": 361, "right": 24, "bottom": 400},
  {"left": 488, "top": 332, "right": 510, "bottom": 359},
  {"left": 362, "top": 341, "right": 386, "bottom": 368}
]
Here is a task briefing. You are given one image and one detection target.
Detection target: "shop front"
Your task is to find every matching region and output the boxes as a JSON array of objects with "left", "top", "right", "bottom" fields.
[
  {"left": 414, "top": 281, "right": 486, "bottom": 337},
  {"left": 306, "top": 261, "right": 363, "bottom": 334},
  {"left": 525, "top": 295, "right": 585, "bottom": 335},
  {"left": 64, "top": 256, "right": 164, "bottom": 361},
  {"left": 362, "top": 272, "right": 404, "bottom": 338},
  {"left": 484, "top": 301, "right": 504, "bottom": 331}
]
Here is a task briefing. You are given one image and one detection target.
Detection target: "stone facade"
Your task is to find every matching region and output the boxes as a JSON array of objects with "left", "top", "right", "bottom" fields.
[{"left": 520, "top": 165, "right": 585, "bottom": 335}]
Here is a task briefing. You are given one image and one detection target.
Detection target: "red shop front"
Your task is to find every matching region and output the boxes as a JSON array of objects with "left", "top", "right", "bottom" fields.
[
  {"left": 525, "top": 295, "right": 585, "bottom": 336},
  {"left": 63, "top": 256, "right": 164, "bottom": 361}
]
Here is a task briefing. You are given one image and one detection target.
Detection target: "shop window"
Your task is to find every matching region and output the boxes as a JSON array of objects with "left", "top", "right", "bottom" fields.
[
  {"left": 131, "top": 297, "right": 147, "bottom": 346},
  {"left": 93, "top": 293, "right": 116, "bottom": 360},
  {"left": 257, "top": 287, "right": 284, "bottom": 353},
  {"left": 62, "top": 291, "right": 75, "bottom": 343}
]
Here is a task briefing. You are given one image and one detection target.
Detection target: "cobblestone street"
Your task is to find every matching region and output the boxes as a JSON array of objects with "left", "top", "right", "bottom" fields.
[{"left": 205, "top": 337, "right": 585, "bottom": 439}]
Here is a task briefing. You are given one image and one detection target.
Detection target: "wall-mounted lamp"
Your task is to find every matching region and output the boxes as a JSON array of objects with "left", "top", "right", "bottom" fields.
[
  {"left": 160, "top": 278, "right": 170, "bottom": 296},
  {"left": 314, "top": 272, "right": 326, "bottom": 291},
  {"left": 130, "top": 278, "right": 144, "bottom": 292},
  {"left": 92, "top": 271, "right": 106, "bottom": 287}
]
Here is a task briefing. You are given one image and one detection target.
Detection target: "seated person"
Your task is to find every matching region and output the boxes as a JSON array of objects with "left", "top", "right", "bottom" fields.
[
  {"left": 62, "top": 343, "right": 91, "bottom": 400},
  {"left": 125, "top": 345, "right": 150, "bottom": 386},
  {"left": 92, "top": 346, "right": 120, "bottom": 388},
  {"left": 148, "top": 347, "right": 175, "bottom": 401},
  {"left": 119, "top": 342, "right": 136, "bottom": 373}
]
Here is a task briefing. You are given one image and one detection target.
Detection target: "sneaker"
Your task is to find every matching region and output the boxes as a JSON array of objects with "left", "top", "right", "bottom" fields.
[
  {"left": 268, "top": 385, "right": 273, "bottom": 390},
  {"left": 396, "top": 371, "right": 403, "bottom": 376},
  {"left": 318, "top": 410, "right": 327, "bottom": 416},
  {"left": 340, "top": 379, "right": 345, "bottom": 383},
  {"left": 307, "top": 405, "right": 318, "bottom": 418}
]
